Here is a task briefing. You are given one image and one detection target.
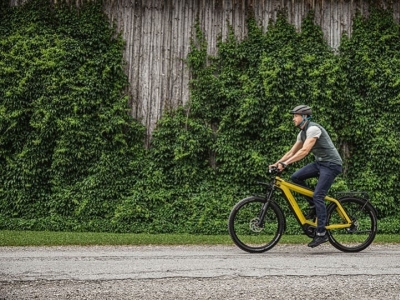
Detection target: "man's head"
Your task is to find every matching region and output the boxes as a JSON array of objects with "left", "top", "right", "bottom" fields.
[{"left": 290, "top": 105, "right": 312, "bottom": 128}]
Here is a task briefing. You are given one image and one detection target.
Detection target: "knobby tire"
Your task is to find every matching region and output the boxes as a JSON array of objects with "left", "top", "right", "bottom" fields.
[{"left": 228, "top": 196, "right": 285, "bottom": 253}]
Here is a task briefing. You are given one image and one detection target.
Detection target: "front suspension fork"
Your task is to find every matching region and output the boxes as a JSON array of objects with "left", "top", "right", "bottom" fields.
[{"left": 257, "top": 188, "right": 275, "bottom": 227}]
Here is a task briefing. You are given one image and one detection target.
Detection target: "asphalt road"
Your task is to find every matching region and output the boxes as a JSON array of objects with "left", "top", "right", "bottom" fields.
[{"left": 1, "top": 243, "right": 400, "bottom": 299}]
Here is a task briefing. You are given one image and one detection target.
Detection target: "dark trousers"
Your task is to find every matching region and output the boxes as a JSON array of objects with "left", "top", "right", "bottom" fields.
[{"left": 291, "top": 161, "right": 342, "bottom": 234}]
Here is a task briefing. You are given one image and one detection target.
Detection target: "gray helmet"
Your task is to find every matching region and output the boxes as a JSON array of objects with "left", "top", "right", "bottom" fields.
[{"left": 290, "top": 105, "right": 312, "bottom": 116}]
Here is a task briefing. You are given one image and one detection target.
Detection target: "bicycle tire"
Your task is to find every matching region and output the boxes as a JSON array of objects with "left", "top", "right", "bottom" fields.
[
  {"left": 326, "top": 197, "right": 377, "bottom": 252},
  {"left": 228, "top": 196, "right": 285, "bottom": 253}
]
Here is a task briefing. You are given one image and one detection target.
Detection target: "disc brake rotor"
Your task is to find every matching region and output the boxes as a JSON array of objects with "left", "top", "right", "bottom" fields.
[{"left": 250, "top": 217, "right": 263, "bottom": 233}]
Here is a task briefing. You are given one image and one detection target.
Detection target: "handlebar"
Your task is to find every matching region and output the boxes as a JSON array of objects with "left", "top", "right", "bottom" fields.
[
  {"left": 268, "top": 166, "right": 283, "bottom": 176},
  {"left": 254, "top": 167, "right": 282, "bottom": 191}
]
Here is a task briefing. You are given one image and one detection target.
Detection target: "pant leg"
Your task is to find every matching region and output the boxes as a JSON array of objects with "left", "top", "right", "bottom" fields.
[
  {"left": 290, "top": 162, "right": 320, "bottom": 205},
  {"left": 313, "top": 162, "right": 342, "bottom": 234}
]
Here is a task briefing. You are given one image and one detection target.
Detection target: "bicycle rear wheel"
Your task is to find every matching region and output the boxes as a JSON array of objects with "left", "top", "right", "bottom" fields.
[
  {"left": 326, "top": 197, "right": 377, "bottom": 252},
  {"left": 228, "top": 196, "right": 285, "bottom": 253}
]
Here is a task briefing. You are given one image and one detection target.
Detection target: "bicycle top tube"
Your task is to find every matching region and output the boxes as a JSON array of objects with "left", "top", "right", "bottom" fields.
[
  {"left": 274, "top": 175, "right": 339, "bottom": 203},
  {"left": 274, "top": 176, "right": 311, "bottom": 195}
]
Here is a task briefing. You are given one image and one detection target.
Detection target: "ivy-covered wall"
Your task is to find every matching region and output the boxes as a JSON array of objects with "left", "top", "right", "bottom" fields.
[
  {"left": 0, "top": 0, "right": 399, "bottom": 234},
  {"left": 0, "top": 0, "right": 146, "bottom": 231}
]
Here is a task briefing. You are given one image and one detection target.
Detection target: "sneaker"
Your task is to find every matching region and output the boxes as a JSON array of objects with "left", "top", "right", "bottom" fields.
[
  {"left": 305, "top": 206, "right": 316, "bottom": 219},
  {"left": 308, "top": 234, "right": 328, "bottom": 248}
]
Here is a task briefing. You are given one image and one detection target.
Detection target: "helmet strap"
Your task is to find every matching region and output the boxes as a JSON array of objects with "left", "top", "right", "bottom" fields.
[{"left": 298, "top": 115, "right": 311, "bottom": 128}]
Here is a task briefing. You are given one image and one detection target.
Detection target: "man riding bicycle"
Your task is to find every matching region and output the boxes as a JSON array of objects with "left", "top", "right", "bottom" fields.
[{"left": 270, "top": 105, "right": 342, "bottom": 248}]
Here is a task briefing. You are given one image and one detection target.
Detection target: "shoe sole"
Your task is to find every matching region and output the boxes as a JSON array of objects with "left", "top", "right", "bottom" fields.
[{"left": 308, "top": 239, "right": 328, "bottom": 248}]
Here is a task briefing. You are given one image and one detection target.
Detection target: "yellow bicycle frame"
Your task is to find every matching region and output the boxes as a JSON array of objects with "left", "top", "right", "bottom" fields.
[{"left": 274, "top": 177, "right": 353, "bottom": 230}]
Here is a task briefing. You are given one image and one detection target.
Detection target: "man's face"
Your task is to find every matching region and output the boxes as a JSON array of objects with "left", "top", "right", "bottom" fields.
[{"left": 292, "top": 114, "right": 303, "bottom": 126}]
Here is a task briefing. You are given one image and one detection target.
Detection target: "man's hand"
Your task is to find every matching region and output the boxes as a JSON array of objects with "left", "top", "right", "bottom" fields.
[
  {"left": 269, "top": 162, "right": 286, "bottom": 172},
  {"left": 269, "top": 163, "right": 279, "bottom": 170},
  {"left": 277, "top": 161, "right": 287, "bottom": 171}
]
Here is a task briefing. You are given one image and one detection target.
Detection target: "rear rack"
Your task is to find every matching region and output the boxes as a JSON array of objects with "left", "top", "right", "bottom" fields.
[{"left": 335, "top": 191, "right": 369, "bottom": 200}]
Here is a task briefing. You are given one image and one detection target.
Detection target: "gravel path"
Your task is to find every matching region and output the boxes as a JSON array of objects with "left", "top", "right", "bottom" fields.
[{"left": 2, "top": 275, "right": 400, "bottom": 299}]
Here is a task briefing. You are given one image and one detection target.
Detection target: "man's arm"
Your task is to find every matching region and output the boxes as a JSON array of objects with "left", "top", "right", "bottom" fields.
[
  {"left": 282, "top": 137, "right": 317, "bottom": 166},
  {"left": 271, "top": 141, "right": 303, "bottom": 168}
]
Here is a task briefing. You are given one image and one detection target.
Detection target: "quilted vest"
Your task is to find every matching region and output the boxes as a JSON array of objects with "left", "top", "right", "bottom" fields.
[{"left": 300, "top": 122, "right": 342, "bottom": 165}]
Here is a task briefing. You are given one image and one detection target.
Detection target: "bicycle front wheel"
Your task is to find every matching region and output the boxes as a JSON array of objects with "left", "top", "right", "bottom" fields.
[
  {"left": 327, "top": 197, "right": 378, "bottom": 252},
  {"left": 228, "top": 196, "right": 285, "bottom": 253}
]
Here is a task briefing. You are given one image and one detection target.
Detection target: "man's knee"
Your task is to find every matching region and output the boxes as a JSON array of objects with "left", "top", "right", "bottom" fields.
[{"left": 291, "top": 174, "right": 302, "bottom": 184}]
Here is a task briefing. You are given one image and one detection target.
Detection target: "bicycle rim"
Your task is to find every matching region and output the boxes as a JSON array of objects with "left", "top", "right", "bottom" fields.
[
  {"left": 228, "top": 196, "right": 284, "bottom": 253},
  {"left": 327, "top": 197, "right": 377, "bottom": 252}
]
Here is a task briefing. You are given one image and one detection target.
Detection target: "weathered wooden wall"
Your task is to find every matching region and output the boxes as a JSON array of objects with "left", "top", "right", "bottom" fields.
[
  {"left": 8, "top": 0, "right": 400, "bottom": 137},
  {"left": 103, "top": 0, "right": 400, "bottom": 137}
]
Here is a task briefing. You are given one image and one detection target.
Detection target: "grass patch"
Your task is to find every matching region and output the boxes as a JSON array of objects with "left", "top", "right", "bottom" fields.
[
  {"left": 0, "top": 230, "right": 399, "bottom": 246},
  {"left": 0, "top": 230, "right": 234, "bottom": 246}
]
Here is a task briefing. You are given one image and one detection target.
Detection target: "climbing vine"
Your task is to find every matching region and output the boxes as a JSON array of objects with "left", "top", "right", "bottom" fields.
[{"left": 0, "top": 0, "right": 146, "bottom": 231}]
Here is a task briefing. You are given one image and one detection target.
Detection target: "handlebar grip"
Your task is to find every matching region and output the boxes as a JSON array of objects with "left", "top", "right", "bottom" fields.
[{"left": 269, "top": 166, "right": 279, "bottom": 173}]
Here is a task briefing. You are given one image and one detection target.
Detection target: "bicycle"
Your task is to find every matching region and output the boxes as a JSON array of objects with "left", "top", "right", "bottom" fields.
[{"left": 228, "top": 167, "right": 378, "bottom": 253}]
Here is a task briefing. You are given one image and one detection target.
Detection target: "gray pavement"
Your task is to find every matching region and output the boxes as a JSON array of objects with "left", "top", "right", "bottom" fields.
[
  {"left": 1, "top": 243, "right": 400, "bottom": 299},
  {"left": 1, "top": 244, "right": 400, "bottom": 280}
]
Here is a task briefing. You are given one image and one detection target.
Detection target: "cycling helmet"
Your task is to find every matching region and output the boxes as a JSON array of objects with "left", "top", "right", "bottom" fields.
[
  {"left": 290, "top": 105, "right": 312, "bottom": 128},
  {"left": 290, "top": 105, "right": 312, "bottom": 116}
]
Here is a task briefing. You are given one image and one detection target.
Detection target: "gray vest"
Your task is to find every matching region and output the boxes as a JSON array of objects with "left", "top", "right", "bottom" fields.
[{"left": 300, "top": 122, "right": 342, "bottom": 166}]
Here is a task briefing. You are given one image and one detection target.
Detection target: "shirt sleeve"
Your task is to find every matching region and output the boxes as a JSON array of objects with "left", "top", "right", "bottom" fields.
[
  {"left": 306, "top": 126, "right": 322, "bottom": 139},
  {"left": 296, "top": 131, "right": 302, "bottom": 142}
]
